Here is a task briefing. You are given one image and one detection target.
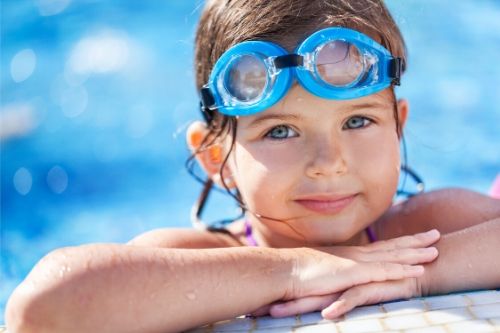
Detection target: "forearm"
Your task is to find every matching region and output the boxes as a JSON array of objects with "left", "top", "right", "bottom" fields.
[
  {"left": 6, "top": 244, "right": 294, "bottom": 333},
  {"left": 419, "top": 217, "right": 500, "bottom": 296}
]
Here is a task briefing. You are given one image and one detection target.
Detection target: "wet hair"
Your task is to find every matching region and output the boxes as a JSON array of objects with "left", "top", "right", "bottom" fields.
[{"left": 188, "top": 0, "right": 408, "bottom": 226}]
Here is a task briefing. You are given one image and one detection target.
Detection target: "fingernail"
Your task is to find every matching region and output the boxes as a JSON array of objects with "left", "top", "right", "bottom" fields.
[
  {"left": 407, "top": 265, "right": 424, "bottom": 274},
  {"left": 426, "top": 229, "right": 440, "bottom": 237},
  {"left": 424, "top": 247, "right": 438, "bottom": 255},
  {"left": 322, "top": 300, "right": 344, "bottom": 319}
]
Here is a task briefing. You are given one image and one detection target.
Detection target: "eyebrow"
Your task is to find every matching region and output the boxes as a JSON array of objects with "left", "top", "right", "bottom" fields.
[
  {"left": 245, "top": 101, "right": 390, "bottom": 129},
  {"left": 341, "top": 102, "right": 391, "bottom": 112},
  {"left": 245, "top": 114, "right": 301, "bottom": 129}
]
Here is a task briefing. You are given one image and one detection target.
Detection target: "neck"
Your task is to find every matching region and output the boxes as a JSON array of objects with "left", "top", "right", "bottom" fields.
[{"left": 245, "top": 215, "right": 372, "bottom": 248}]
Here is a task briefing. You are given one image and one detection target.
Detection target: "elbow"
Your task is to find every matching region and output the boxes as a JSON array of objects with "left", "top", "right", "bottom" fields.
[
  {"left": 5, "top": 285, "right": 47, "bottom": 333},
  {"left": 5, "top": 247, "right": 84, "bottom": 333}
]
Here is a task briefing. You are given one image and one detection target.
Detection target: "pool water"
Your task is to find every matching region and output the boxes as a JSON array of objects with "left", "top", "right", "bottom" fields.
[{"left": 1, "top": 0, "right": 499, "bottom": 323}]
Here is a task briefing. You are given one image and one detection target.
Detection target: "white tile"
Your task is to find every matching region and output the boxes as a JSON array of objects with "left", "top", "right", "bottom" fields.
[
  {"left": 405, "top": 326, "right": 447, "bottom": 333},
  {"left": 470, "top": 303, "right": 500, "bottom": 319},
  {"left": 344, "top": 305, "right": 386, "bottom": 321},
  {"left": 489, "top": 317, "right": 500, "bottom": 327},
  {"left": 210, "top": 317, "right": 255, "bottom": 332},
  {"left": 297, "top": 311, "right": 323, "bottom": 325},
  {"left": 424, "top": 294, "right": 469, "bottom": 310},
  {"left": 337, "top": 318, "right": 384, "bottom": 333},
  {"left": 255, "top": 315, "right": 297, "bottom": 329},
  {"left": 295, "top": 323, "right": 339, "bottom": 333},
  {"left": 425, "top": 307, "right": 472, "bottom": 325},
  {"left": 383, "top": 313, "right": 428, "bottom": 330},
  {"left": 383, "top": 299, "right": 426, "bottom": 316},
  {"left": 446, "top": 319, "right": 496, "bottom": 333},
  {"left": 464, "top": 290, "right": 500, "bottom": 305},
  {"left": 253, "top": 328, "right": 293, "bottom": 333}
]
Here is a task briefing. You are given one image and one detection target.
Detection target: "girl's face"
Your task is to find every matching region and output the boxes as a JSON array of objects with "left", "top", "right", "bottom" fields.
[{"left": 226, "top": 85, "right": 403, "bottom": 247}]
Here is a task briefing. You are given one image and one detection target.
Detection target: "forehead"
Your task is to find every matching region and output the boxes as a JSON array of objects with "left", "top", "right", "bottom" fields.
[
  {"left": 274, "top": 84, "right": 394, "bottom": 113},
  {"left": 234, "top": 85, "right": 395, "bottom": 130}
]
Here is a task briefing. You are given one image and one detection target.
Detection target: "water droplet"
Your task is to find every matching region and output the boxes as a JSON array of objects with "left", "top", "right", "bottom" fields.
[
  {"left": 59, "top": 265, "right": 71, "bottom": 278},
  {"left": 185, "top": 291, "right": 196, "bottom": 301}
]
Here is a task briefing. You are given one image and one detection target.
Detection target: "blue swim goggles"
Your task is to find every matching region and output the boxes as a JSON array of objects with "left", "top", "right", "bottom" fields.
[{"left": 200, "top": 27, "right": 404, "bottom": 118}]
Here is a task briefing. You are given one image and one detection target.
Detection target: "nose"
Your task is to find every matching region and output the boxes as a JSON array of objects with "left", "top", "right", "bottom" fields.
[{"left": 305, "top": 135, "right": 347, "bottom": 179}]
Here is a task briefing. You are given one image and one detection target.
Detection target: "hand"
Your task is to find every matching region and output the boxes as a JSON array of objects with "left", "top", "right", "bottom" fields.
[
  {"left": 267, "top": 277, "right": 420, "bottom": 319},
  {"left": 250, "top": 229, "right": 440, "bottom": 318},
  {"left": 321, "top": 229, "right": 441, "bottom": 264}
]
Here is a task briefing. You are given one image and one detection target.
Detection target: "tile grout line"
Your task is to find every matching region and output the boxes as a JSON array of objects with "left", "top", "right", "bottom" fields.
[{"left": 378, "top": 303, "right": 390, "bottom": 331}]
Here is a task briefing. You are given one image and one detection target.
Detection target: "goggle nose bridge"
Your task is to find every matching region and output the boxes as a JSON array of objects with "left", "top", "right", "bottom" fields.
[{"left": 273, "top": 54, "right": 304, "bottom": 69}]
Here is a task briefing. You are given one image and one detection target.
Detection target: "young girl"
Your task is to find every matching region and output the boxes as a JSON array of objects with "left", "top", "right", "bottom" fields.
[{"left": 6, "top": 0, "right": 500, "bottom": 332}]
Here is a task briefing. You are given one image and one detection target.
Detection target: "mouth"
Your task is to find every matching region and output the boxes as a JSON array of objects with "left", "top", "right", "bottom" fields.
[{"left": 294, "top": 193, "right": 358, "bottom": 215}]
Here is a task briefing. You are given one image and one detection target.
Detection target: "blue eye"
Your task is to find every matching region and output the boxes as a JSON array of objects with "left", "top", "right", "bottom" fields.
[
  {"left": 343, "top": 116, "right": 372, "bottom": 130},
  {"left": 265, "top": 125, "right": 298, "bottom": 140}
]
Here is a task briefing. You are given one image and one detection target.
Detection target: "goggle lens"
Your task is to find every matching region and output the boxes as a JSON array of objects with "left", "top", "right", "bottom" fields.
[
  {"left": 225, "top": 55, "right": 268, "bottom": 102},
  {"left": 315, "top": 40, "right": 364, "bottom": 87}
]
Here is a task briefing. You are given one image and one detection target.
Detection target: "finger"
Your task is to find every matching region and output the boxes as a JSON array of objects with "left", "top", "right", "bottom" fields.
[
  {"left": 341, "top": 261, "right": 424, "bottom": 290},
  {"left": 362, "top": 246, "right": 438, "bottom": 265},
  {"left": 270, "top": 294, "right": 340, "bottom": 318},
  {"left": 366, "top": 229, "right": 440, "bottom": 251},
  {"left": 322, "top": 278, "right": 417, "bottom": 319},
  {"left": 249, "top": 304, "right": 272, "bottom": 317}
]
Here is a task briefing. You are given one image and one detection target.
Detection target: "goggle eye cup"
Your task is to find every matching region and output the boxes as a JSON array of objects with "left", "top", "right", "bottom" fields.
[
  {"left": 223, "top": 54, "right": 269, "bottom": 103},
  {"left": 314, "top": 40, "right": 366, "bottom": 87}
]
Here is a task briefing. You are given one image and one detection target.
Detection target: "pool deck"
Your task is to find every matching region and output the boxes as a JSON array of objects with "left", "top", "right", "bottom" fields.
[
  {"left": 0, "top": 290, "right": 498, "bottom": 332},
  {"left": 187, "top": 289, "right": 500, "bottom": 333}
]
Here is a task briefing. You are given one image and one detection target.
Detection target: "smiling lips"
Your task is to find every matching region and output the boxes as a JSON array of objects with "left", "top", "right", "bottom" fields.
[{"left": 294, "top": 194, "right": 358, "bottom": 214}]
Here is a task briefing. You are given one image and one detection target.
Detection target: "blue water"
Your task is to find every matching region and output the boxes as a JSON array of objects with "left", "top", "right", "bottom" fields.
[{"left": 1, "top": 0, "right": 499, "bottom": 323}]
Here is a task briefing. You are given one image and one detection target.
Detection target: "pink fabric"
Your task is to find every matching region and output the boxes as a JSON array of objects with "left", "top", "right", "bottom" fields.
[{"left": 489, "top": 174, "right": 500, "bottom": 199}]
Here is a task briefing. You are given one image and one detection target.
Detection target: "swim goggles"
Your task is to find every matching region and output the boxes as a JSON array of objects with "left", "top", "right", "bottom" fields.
[{"left": 200, "top": 27, "right": 404, "bottom": 118}]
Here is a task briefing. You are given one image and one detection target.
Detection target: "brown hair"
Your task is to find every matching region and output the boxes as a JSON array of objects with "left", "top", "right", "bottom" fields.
[{"left": 189, "top": 0, "right": 408, "bottom": 225}]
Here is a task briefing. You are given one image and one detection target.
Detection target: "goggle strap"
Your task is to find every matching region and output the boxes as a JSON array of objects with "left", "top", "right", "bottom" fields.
[
  {"left": 274, "top": 54, "right": 304, "bottom": 69},
  {"left": 200, "top": 86, "right": 216, "bottom": 123},
  {"left": 199, "top": 102, "right": 213, "bottom": 123},
  {"left": 389, "top": 57, "right": 404, "bottom": 86},
  {"left": 201, "top": 86, "right": 216, "bottom": 108}
]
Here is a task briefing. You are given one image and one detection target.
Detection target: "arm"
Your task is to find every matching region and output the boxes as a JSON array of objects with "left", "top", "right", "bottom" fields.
[
  {"left": 376, "top": 188, "right": 500, "bottom": 238},
  {"left": 419, "top": 217, "right": 500, "bottom": 295},
  {"left": 290, "top": 218, "right": 500, "bottom": 319},
  {"left": 380, "top": 189, "right": 500, "bottom": 293},
  {"left": 5, "top": 243, "right": 424, "bottom": 333},
  {"left": 5, "top": 245, "right": 293, "bottom": 333}
]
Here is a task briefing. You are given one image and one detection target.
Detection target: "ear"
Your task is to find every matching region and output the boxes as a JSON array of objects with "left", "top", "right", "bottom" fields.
[
  {"left": 186, "top": 121, "right": 236, "bottom": 188},
  {"left": 397, "top": 98, "right": 409, "bottom": 133}
]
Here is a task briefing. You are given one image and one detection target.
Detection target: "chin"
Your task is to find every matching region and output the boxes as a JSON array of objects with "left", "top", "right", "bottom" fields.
[{"left": 302, "top": 225, "right": 362, "bottom": 246}]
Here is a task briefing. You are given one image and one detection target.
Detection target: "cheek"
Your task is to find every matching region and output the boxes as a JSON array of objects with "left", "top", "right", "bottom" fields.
[
  {"left": 228, "top": 143, "right": 297, "bottom": 210},
  {"left": 350, "top": 131, "right": 401, "bottom": 196}
]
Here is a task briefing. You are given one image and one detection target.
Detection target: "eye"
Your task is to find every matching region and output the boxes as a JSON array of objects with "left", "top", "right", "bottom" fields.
[
  {"left": 264, "top": 125, "right": 298, "bottom": 140},
  {"left": 343, "top": 116, "right": 372, "bottom": 130}
]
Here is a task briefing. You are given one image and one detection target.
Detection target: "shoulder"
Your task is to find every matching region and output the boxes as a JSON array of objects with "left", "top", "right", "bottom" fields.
[
  {"left": 128, "top": 225, "right": 245, "bottom": 249},
  {"left": 375, "top": 187, "right": 500, "bottom": 239}
]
